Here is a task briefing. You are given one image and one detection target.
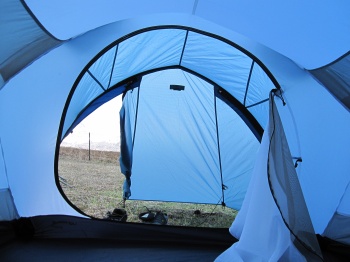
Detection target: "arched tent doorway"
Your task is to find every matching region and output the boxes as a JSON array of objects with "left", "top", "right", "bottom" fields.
[{"left": 56, "top": 27, "right": 276, "bottom": 216}]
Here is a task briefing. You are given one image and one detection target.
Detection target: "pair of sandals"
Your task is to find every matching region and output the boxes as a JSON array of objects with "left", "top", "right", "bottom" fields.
[
  {"left": 105, "top": 207, "right": 168, "bottom": 225},
  {"left": 138, "top": 208, "right": 168, "bottom": 225}
]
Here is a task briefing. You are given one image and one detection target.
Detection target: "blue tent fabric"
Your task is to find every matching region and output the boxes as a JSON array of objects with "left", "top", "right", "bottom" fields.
[
  {"left": 60, "top": 28, "right": 272, "bottom": 210},
  {"left": 119, "top": 93, "right": 136, "bottom": 199},
  {"left": 0, "top": 0, "right": 61, "bottom": 87},
  {"left": 119, "top": 105, "right": 132, "bottom": 199},
  {"left": 61, "top": 28, "right": 273, "bottom": 138},
  {"left": 118, "top": 69, "right": 260, "bottom": 210},
  {"left": 1, "top": 1, "right": 350, "bottom": 261}
]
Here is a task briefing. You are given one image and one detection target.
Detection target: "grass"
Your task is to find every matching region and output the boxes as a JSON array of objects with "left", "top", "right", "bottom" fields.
[{"left": 58, "top": 147, "right": 238, "bottom": 228}]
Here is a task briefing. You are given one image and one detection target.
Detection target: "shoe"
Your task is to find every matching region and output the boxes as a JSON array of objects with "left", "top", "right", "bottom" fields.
[
  {"left": 153, "top": 211, "right": 168, "bottom": 225},
  {"left": 106, "top": 208, "right": 127, "bottom": 222},
  {"left": 138, "top": 210, "right": 168, "bottom": 225},
  {"left": 138, "top": 211, "right": 155, "bottom": 222}
]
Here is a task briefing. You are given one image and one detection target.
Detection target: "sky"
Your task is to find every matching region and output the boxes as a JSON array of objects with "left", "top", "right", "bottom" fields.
[{"left": 61, "top": 96, "right": 122, "bottom": 151}]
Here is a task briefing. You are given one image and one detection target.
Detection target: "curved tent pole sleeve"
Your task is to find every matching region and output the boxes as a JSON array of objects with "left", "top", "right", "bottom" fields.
[
  {"left": 107, "top": 45, "right": 119, "bottom": 89},
  {"left": 213, "top": 86, "right": 226, "bottom": 206},
  {"left": 215, "top": 87, "right": 263, "bottom": 142},
  {"left": 179, "top": 30, "right": 189, "bottom": 66},
  {"left": 243, "top": 61, "right": 255, "bottom": 107}
]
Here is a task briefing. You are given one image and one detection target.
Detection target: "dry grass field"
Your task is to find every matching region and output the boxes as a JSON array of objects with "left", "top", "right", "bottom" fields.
[{"left": 58, "top": 147, "right": 238, "bottom": 228}]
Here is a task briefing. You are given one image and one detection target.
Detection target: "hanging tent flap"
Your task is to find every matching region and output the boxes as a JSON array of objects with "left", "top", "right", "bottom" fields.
[
  {"left": 217, "top": 93, "right": 324, "bottom": 261},
  {"left": 217, "top": 109, "right": 306, "bottom": 261},
  {"left": 267, "top": 92, "right": 322, "bottom": 260},
  {"left": 119, "top": 87, "right": 140, "bottom": 199}
]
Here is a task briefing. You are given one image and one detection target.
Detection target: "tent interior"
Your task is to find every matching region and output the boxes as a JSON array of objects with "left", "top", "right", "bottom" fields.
[{"left": 1, "top": 0, "right": 350, "bottom": 261}]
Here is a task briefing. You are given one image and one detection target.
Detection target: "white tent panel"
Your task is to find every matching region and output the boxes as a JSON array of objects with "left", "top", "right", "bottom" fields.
[
  {"left": 277, "top": 72, "right": 350, "bottom": 233},
  {"left": 0, "top": 17, "right": 119, "bottom": 216},
  {"left": 0, "top": 78, "right": 77, "bottom": 217},
  {"left": 195, "top": 1, "right": 350, "bottom": 69},
  {"left": 25, "top": 0, "right": 195, "bottom": 40},
  {"left": 25, "top": 0, "right": 350, "bottom": 69}
]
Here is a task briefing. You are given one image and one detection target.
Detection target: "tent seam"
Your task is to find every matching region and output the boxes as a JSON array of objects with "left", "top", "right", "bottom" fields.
[
  {"left": 87, "top": 70, "right": 106, "bottom": 91},
  {"left": 108, "top": 45, "right": 119, "bottom": 89}
]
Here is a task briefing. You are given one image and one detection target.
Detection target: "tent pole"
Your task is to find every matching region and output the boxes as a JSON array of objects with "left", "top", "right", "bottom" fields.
[
  {"left": 214, "top": 88, "right": 225, "bottom": 206},
  {"left": 121, "top": 80, "right": 141, "bottom": 204},
  {"left": 131, "top": 83, "right": 141, "bottom": 149}
]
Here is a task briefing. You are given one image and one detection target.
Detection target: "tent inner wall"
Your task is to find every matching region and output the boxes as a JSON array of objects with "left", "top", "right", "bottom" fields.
[{"left": 121, "top": 69, "right": 260, "bottom": 210}]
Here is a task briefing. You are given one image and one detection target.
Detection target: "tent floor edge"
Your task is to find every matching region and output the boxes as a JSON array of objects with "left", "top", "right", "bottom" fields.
[{"left": 0, "top": 215, "right": 237, "bottom": 261}]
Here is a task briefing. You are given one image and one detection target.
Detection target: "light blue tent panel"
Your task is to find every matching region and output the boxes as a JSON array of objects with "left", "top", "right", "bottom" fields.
[
  {"left": 111, "top": 29, "right": 186, "bottom": 85},
  {"left": 182, "top": 31, "right": 253, "bottom": 104},
  {"left": 120, "top": 69, "right": 260, "bottom": 210},
  {"left": 131, "top": 69, "right": 222, "bottom": 203}
]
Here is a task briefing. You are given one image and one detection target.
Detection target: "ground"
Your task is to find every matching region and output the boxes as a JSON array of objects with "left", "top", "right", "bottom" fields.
[{"left": 58, "top": 147, "right": 237, "bottom": 228}]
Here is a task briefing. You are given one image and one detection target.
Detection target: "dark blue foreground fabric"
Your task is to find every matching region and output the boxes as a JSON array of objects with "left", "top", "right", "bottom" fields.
[{"left": 0, "top": 215, "right": 236, "bottom": 262}]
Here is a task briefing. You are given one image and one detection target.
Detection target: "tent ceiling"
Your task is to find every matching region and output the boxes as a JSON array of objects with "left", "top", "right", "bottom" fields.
[
  {"left": 2, "top": 1, "right": 349, "bottom": 113},
  {"left": 25, "top": 0, "right": 350, "bottom": 69},
  {"left": 0, "top": 0, "right": 61, "bottom": 87},
  {"left": 62, "top": 27, "right": 275, "bottom": 140}
]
